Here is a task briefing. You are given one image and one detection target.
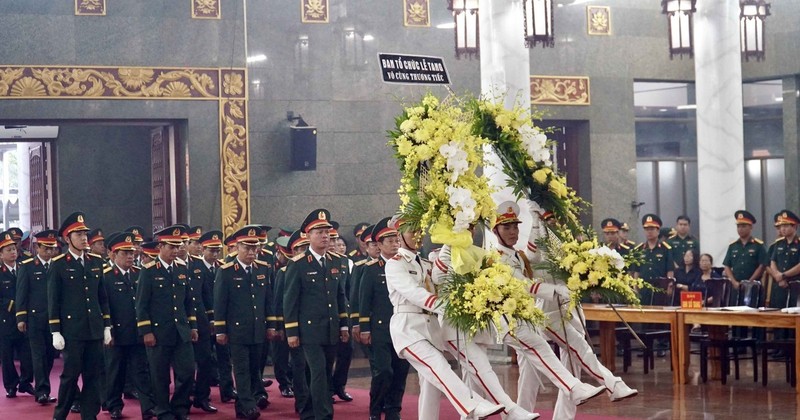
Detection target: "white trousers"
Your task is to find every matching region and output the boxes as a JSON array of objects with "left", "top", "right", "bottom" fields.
[{"left": 402, "top": 340, "right": 489, "bottom": 418}]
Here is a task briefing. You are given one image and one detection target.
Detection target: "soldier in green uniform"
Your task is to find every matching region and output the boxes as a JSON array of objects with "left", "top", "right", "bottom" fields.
[
  {"left": 349, "top": 225, "right": 375, "bottom": 346},
  {"left": 124, "top": 226, "right": 146, "bottom": 267},
  {"left": 188, "top": 230, "right": 221, "bottom": 414},
  {"left": 348, "top": 223, "right": 370, "bottom": 263},
  {"left": 274, "top": 230, "right": 310, "bottom": 413},
  {"left": 722, "top": 211, "right": 768, "bottom": 303},
  {"left": 136, "top": 225, "right": 198, "bottom": 420},
  {"left": 632, "top": 214, "right": 674, "bottom": 305},
  {"left": 6, "top": 227, "right": 34, "bottom": 263},
  {"left": 139, "top": 241, "right": 160, "bottom": 266},
  {"left": 48, "top": 212, "right": 112, "bottom": 420},
  {"left": 284, "top": 209, "right": 349, "bottom": 420},
  {"left": 101, "top": 232, "right": 156, "bottom": 419},
  {"left": 667, "top": 216, "right": 700, "bottom": 269},
  {"left": 619, "top": 222, "right": 637, "bottom": 248},
  {"left": 88, "top": 229, "right": 107, "bottom": 260},
  {"left": 16, "top": 229, "right": 59, "bottom": 404},
  {"left": 358, "top": 217, "right": 411, "bottom": 420},
  {"left": 214, "top": 226, "right": 275, "bottom": 420},
  {"left": 1, "top": 230, "right": 34, "bottom": 399},
  {"left": 186, "top": 226, "right": 204, "bottom": 258},
  {"left": 601, "top": 218, "right": 630, "bottom": 256},
  {"left": 253, "top": 225, "right": 277, "bottom": 390},
  {"left": 769, "top": 210, "right": 800, "bottom": 313},
  {"left": 327, "top": 222, "right": 354, "bottom": 403},
  {"left": 271, "top": 231, "right": 294, "bottom": 399}
]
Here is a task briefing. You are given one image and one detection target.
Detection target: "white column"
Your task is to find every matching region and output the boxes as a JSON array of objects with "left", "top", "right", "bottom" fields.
[
  {"left": 479, "top": 0, "right": 536, "bottom": 248},
  {"left": 694, "top": 0, "right": 745, "bottom": 263},
  {"left": 17, "top": 143, "right": 30, "bottom": 231}
]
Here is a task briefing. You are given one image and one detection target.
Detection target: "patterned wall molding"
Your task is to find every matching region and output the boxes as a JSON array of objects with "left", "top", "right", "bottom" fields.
[
  {"left": 0, "top": 64, "right": 249, "bottom": 235},
  {"left": 76, "top": 0, "right": 106, "bottom": 16},
  {"left": 404, "top": 0, "right": 430, "bottom": 27},
  {"left": 192, "top": 0, "right": 221, "bottom": 19},
  {"left": 587, "top": 6, "right": 611, "bottom": 36},
  {"left": 530, "top": 76, "right": 591, "bottom": 106},
  {"left": 302, "top": 0, "right": 329, "bottom": 23}
]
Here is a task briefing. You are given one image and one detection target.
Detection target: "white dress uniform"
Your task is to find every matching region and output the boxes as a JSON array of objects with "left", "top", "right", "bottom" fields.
[
  {"left": 500, "top": 204, "right": 638, "bottom": 419},
  {"left": 386, "top": 247, "right": 501, "bottom": 419}
]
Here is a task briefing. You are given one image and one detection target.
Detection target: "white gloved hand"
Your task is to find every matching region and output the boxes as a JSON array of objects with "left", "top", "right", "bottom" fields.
[
  {"left": 52, "top": 332, "right": 65, "bottom": 350},
  {"left": 104, "top": 327, "right": 113, "bottom": 345},
  {"left": 554, "top": 284, "right": 571, "bottom": 303}
]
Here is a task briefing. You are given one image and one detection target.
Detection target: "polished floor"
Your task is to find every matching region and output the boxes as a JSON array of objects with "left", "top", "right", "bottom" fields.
[{"left": 340, "top": 344, "right": 799, "bottom": 420}]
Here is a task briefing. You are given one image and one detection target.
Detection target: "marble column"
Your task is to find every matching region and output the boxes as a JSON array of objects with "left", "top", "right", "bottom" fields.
[
  {"left": 783, "top": 76, "right": 800, "bottom": 212},
  {"left": 694, "top": 0, "right": 746, "bottom": 263},
  {"left": 479, "top": 0, "right": 536, "bottom": 249},
  {"left": 16, "top": 143, "right": 30, "bottom": 231}
]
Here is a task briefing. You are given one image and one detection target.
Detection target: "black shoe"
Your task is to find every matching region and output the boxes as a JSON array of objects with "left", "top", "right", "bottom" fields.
[
  {"left": 334, "top": 388, "right": 353, "bottom": 402},
  {"left": 280, "top": 387, "right": 294, "bottom": 398},
  {"left": 5, "top": 389, "right": 16, "bottom": 398},
  {"left": 175, "top": 416, "right": 190, "bottom": 420},
  {"left": 18, "top": 384, "right": 35, "bottom": 395},
  {"left": 256, "top": 395, "right": 269, "bottom": 409},
  {"left": 261, "top": 378, "right": 273, "bottom": 387},
  {"left": 236, "top": 408, "right": 261, "bottom": 419},
  {"left": 36, "top": 394, "right": 56, "bottom": 404},
  {"left": 110, "top": 408, "right": 123, "bottom": 420},
  {"left": 70, "top": 402, "right": 81, "bottom": 413},
  {"left": 123, "top": 391, "right": 139, "bottom": 400},
  {"left": 221, "top": 390, "right": 238, "bottom": 403},
  {"left": 192, "top": 400, "right": 218, "bottom": 413},
  {"left": 142, "top": 408, "right": 156, "bottom": 420}
]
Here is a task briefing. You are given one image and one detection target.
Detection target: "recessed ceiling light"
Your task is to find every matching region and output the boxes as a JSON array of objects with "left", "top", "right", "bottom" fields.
[{"left": 247, "top": 54, "right": 267, "bottom": 63}]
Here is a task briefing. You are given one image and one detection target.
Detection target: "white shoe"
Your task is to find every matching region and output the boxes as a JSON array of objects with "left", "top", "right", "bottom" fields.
[
  {"left": 470, "top": 401, "right": 505, "bottom": 419},
  {"left": 506, "top": 404, "right": 540, "bottom": 420},
  {"left": 609, "top": 381, "right": 638, "bottom": 402},
  {"left": 569, "top": 383, "right": 605, "bottom": 406}
]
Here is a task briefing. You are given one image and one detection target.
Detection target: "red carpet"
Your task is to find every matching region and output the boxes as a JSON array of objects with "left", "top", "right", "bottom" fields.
[{"left": 0, "top": 359, "right": 638, "bottom": 419}]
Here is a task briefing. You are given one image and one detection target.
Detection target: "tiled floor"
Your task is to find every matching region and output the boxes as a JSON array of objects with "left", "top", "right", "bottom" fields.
[{"left": 334, "top": 344, "right": 798, "bottom": 419}]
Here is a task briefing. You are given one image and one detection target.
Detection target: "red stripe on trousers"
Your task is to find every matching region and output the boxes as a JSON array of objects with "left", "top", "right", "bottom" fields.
[
  {"left": 446, "top": 341, "right": 506, "bottom": 412},
  {"left": 405, "top": 347, "right": 470, "bottom": 416},
  {"left": 545, "top": 326, "right": 606, "bottom": 385},
  {"left": 515, "top": 336, "right": 572, "bottom": 390}
]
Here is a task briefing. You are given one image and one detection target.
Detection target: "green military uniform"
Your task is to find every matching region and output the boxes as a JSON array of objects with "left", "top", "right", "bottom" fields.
[
  {"left": 723, "top": 219, "right": 768, "bottom": 306},
  {"left": 5, "top": 227, "right": 33, "bottom": 264},
  {"left": 633, "top": 214, "right": 674, "bottom": 305},
  {"left": 358, "top": 217, "right": 410, "bottom": 420},
  {"left": 769, "top": 236, "right": 800, "bottom": 308},
  {"left": 101, "top": 233, "right": 156, "bottom": 418},
  {"left": 284, "top": 209, "right": 348, "bottom": 420},
  {"left": 15, "top": 231, "right": 57, "bottom": 403},
  {"left": 47, "top": 212, "right": 112, "bottom": 420},
  {"left": 1, "top": 231, "right": 33, "bottom": 398},
  {"left": 667, "top": 233, "right": 699, "bottom": 268},
  {"left": 214, "top": 226, "right": 275, "bottom": 419},
  {"left": 348, "top": 223, "right": 370, "bottom": 264},
  {"left": 188, "top": 250, "right": 217, "bottom": 412},
  {"left": 136, "top": 225, "right": 197, "bottom": 420}
]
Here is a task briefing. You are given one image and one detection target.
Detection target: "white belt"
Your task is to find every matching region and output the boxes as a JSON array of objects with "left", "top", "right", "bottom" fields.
[{"left": 394, "top": 304, "right": 434, "bottom": 315}]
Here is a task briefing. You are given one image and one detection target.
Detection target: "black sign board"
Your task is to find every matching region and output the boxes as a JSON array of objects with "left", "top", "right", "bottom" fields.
[{"left": 378, "top": 53, "right": 450, "bottom": 85}]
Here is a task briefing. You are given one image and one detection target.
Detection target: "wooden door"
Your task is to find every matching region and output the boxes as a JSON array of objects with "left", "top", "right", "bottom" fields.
[
  {"left": 28, "top": 143, "right": 48, "bottom": 233},
  {"left": 151, "top": 127, "right": 171, "bottom": 233}
]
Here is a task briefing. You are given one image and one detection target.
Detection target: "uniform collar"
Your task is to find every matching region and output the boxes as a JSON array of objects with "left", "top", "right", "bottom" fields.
[
  {"left": 495, "top": 242, "right": 515, "bottom": 256},
  {"left": 68, "top": 248, "right": 84, "bottom": 261},
  {"left": 3, "top": 262, "right": 16, "bottom": 271},
  {"left": 396, "top": 247, "right": 416, "bottom": 262},
  {"left": 37, "top": 255, "right": 51, "bottom": 265},
  {"left": 309, "top": 247, "right": 326, "bottom": 263},
  {"left": 158, "top": 257, "right": 173, "bottom": 270},
  {"left": 236, "top": 258, "right": 252, "bottom": 271}
]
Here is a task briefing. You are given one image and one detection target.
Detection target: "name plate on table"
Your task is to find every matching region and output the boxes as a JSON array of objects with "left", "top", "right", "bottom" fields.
[{"left": 680, "top": 291, "right": 703, "bottom": 309}]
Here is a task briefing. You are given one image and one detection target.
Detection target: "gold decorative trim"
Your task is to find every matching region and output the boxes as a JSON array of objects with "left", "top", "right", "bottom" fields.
[
  {"left": 76, "top": 0, "right": 106, "bottom": 16},
  {"left": 587, "top": 6, "right": 611, "bottom": 36},
  {"left": 404, "top": 0, "right": 430, "bottom": 27},
  {"left": 302, "top": 0, "right": 329, "bottom": 23},
  {"left": 0, "top": 64, "right": 249, "bottom": 237},
  {"left": 530, "top": 76, "right": 590, "bottom": 106},
  {"left": 192, "top": 0, "right": 221, "bottom": 19}
]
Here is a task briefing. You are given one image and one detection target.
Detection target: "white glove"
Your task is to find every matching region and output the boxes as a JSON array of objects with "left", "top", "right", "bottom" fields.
[
  {"left": 103, "top": 327, "right": 113, "bottom": 345},
  {"left": 52, "top": 332, "right": 65, "bottom": 350},
  {"left": 554, "top": 284, "right": 571, "bottom": 302}
]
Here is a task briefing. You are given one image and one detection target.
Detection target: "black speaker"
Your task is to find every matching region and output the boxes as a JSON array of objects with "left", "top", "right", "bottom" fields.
[{"left": 290, "top": 126, "right": 317, "bottom": 171}]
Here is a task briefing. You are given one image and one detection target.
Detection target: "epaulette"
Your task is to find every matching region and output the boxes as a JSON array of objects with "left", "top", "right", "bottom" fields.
[
  {"left": 366, "top": 259, "right": 379, "bottom": 266},
  {"left": 227, "top": 251, "right": 238, "bottom": 258},
  {"left": 190, "top": 255, "right": 202, "bottom": 260},
  {"left": 348, "top": 250, "right": 358, "bottom": 256},
  {"left": 131, "top": 265, "right": 141, "bottom": 272},
  {"left": 634, "top": 243, "right": 644, "bottom": 250},
  {"left": 220, "top": 261, "right": 234, "bottom": 270},
  {"left": 354, "top": 259, "right": 368, "bottom": 267},
  {"left": 661, "top": 241, "right": 672, "bottom": 249},
  {"left": 143, "top": 261, "right": 156, "bottom": 269},
  {"left": 87, "top": 252, "right": 102, "bottom": 259},
  {"left": 51, "top": 254, "right": 65, "bottom": 262},
  {"left": 102, "top": 262, "right": 110, "bottom": 270},
  {"left": 291, "top": 253, "right": 306, "bottom": 262},
  {"left": 217, "top": 258, "right": 226, "bottom": 264},
  {"left": 175, "top": 259, "right": 187, "bottom": 266},
  {"left": 668, "top": 234, "right": 677, "bottom": 239},
  {"left": 754, "top": 238, "right": 764, "bottom": 244},
  {"left": 730, "top": 239, "right": 739, "bottom": 246},
  {"left": 391, "top": 254, "right": 402, "bottom": 260},
  {"left": 773, "top": 237, "right": 784, "bottom": 244},
  {"left": 261, "top": 249, "right": 274, "bottom": 255},
  {"left": 619, "top": 243, "right": 630, "bottom": 250},
  {"left": 103, "top": 267, "right": 113, "bottom": 274},
  {"left": 20, "top": 257, "right": 34, "bottom": 265},
  {"left": 327, "top": 252, "right": 341, "bottom": 258},
  {"left": 267, "top": 241, "right": 275, "bottom": 247},
  {"left": 280, "top": 266, "right": 287, "bottom": 272},
  {"left": 253, "top": 259, "right": 270, "bottom": 267}
]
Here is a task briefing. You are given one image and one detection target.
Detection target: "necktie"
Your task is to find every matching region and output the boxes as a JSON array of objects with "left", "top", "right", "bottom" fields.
[
  {"left": 320, "top": 257, "right": 326, "bottom": 270},
  {"left": 78, "top": 257, "right": 84, "bottom": 267},
  {"left": 124, "top": 272, "right": 131, "bottom": 284},
  {"left": 11, "top": 268, "right": 16, "bottom": 277},
  {"left": 210, "top": 265, "right": 216, "bottom": 275},
  {"left": 246, "top": 266, "right": 252, "bottom": 278},
  {"left": 44, "top": 263, "right": 49, "bottom": 271},
  {"left": 167, "top": 266, "right": 173, "bottom": 275}
]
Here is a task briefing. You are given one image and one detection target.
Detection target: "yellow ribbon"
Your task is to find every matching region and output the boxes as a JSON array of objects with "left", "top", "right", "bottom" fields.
[{"left": 430, "top": 222, "right": 485, "bottom": 274}]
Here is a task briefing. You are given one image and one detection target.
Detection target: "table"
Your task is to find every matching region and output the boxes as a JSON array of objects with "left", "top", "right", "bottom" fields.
[
  {"left": 676, "top": 309, "right": 800, "bottom": 393},
  {"left": 581, "top": 304, "right": 680, "bottom": 384}
]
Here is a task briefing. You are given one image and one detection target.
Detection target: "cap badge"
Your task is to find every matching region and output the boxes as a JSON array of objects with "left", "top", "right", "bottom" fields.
[
  {"left": 173, "top": 228, "right": 180, "bottom": 236},
  {"left": 125, "top": 236, "right": 132, "bottom": 242},
  {"left": 248, "top": 228, "right": 256, "bottom": 237},
  {"left": 646, "top": 216, "right": 653, "bottom": 222},
  {"left": 212, "top": 234, "right": 219, "bottom": 240},
  {"left": 77, "top": 214, "right": 84, "bottom": 223},
  {"left": 319, "top": 211, "right": 327, "bottom": 220}
]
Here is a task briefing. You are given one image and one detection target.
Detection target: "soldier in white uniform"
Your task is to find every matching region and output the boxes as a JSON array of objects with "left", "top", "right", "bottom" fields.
[
  {"left": 385, "top": 218, "right": 504, "bottom": 420},
  {"left": 491, "top": 201, "right": 638, "bottom": 419}
]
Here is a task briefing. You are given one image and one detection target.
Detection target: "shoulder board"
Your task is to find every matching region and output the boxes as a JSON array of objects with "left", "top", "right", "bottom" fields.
[
  {"left": 754, "top": 238, "right": 764, "bottom": 244},
  {"left": 661, "top": 241, "right": 672, "bottom": 249},
  {"left": 774, "top": 237, "right": 785, "bottom": 244},
  {"left": 280, "top": 266, "right": 287, "bottom": 272},
  {"left": 87, "top": 252, "right": 102, "bottom": 259},
  {"left": 51, "top": 254, "right": 66, "bottom": 262},
  {"left": 668, "top": 234, "right": 677, "bottom": 239},
  {"left": 354, "top": 259, "right": 368, "bottom": 266},
  {"left": 327, "top": 252, "right": 341, "bottom": 258},
  {"left": 253, "top": 259, "right": 270, "bottom": 267},
  {"left": 20, "top": 257, "right": 34, "bottom": 265},
  {"left": 634, "top": 243, "right": 644, "bottom": 250},
  {"left": 190, "top": 255, "right": 202, "bottom": 260},
  {"left": 103, "top": 267, "right": 113, "bottom": 274},
  {"left": 291, "top": 253, "right": 305, "bottom": 262},
  {"left": 102, "top": 262, "right": 110, "bottom": 269},
  {"left": 227, "top": 251, "right": 238, "bottom": 258},
  {"left": 220, "top": 261, "right": 234, "bottom": 270},
  {"left": 366, "top": 259, "right": 379, "bottom": 266},
  {"left": 348, "top": 250, "right": 358, "bottom": 256},
  {"left": 391, "top": 254, "right": 402, "bottom": 261},
  {"left": 261, "top": 249, "right": 274, "bottom": 255},
  {"left": 267, "top": 241, "right": 275, "bottom": 246},
  {"left": 730, "top": 239, "right": 739, "bottom": 246},
  {"left": 131, "top": 266, "right": 141, "bottom": 272},
  {"left": 143, "top": 261, "right": 156, "bottom": 269},
  {"left": 217, "top": 258, "right": 226, "bottom": 264},
  {"left": 175, "top": 259, "right": 187, "bottom": 266},
  {"left": 619, "top": 243, "right": 629, "bottom": 250}
]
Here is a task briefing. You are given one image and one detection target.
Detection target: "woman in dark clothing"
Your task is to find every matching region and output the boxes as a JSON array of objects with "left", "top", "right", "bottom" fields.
[
  {"left": 673, "top": 249, "right": 701, "bottom": 305},
  {"left": 693, "top": 253, "right": 724, "bottom": 305}
]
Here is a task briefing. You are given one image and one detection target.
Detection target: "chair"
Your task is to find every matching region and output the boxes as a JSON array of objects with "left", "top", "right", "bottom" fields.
[
  {"left": 699, "top": 278, "right": 759, "bottom": 384},
  {"left": 760, "top": 280, "right": 800, "bottom": 387},
  {"left": 617, "top": 277, "right": 675, "bottom": 374}
]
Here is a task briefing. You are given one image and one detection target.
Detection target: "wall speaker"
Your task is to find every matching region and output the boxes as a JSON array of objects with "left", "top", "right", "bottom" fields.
[{"left": 290, "top": 126, "right": 317, "bottom": 171}]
